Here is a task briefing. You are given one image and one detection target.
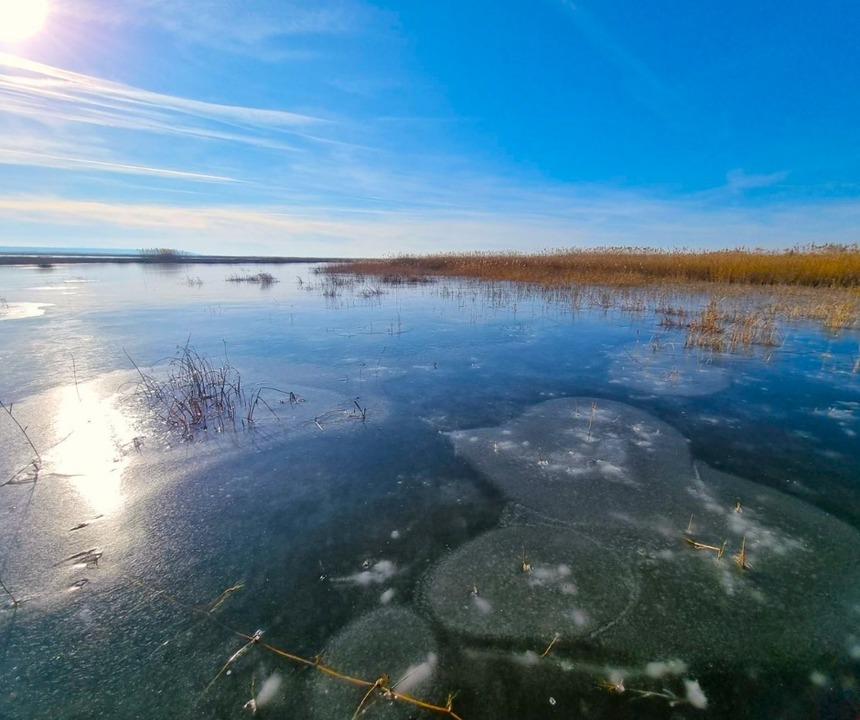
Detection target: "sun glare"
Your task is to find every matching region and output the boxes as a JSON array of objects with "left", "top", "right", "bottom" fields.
[{"left": 0, "top": 0, "right": 48, "bottom": 42}]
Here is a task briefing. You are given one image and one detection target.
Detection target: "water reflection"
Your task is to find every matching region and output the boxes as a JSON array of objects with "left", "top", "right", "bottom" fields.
[
  {"left": 45, "top": 384, "right": 134, "bottom": 515},
  {"left": 0, "top": 301, "right": 53, "bottom": 321}
]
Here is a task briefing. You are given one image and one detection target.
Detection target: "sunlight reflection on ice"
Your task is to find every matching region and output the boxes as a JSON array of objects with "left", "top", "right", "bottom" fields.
[
  {"left": 45, "top": 383, "right": 135, "bottom": 515},
  {"left": 0, "top": 301, "right": 53, "bottom": 320}
]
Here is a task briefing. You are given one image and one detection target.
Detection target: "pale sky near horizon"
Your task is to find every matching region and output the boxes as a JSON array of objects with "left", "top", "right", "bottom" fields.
[{"left": 0, "top": 0, "right": 858, "bottom": 257}]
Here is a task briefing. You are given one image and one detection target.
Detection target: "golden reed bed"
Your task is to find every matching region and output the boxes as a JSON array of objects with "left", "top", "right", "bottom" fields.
[{"left": 329, "top": 245, "right": 859, "bottom": 289}]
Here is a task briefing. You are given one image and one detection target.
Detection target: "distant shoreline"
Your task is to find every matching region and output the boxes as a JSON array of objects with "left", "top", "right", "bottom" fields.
[{"left": 0, "top": 254, "right": 353, "bottom": 266}]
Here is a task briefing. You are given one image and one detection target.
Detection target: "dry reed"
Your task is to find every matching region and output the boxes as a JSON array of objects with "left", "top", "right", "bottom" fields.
[
  {"left": 133, "top": 578, "right": 467, "bottom": 719},
  {"left": 126, "top": 343, "right": 290, "bottom": 440},
  {"left": 328, "top": 246, "right": 859, "bottom": 346},
  {"left": 330, "top": 245, "right": 860, "bottom": 289}
]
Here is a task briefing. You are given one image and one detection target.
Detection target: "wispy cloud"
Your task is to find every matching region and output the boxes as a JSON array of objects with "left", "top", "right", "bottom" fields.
[
  {"left": 0, "top": 50, "right": 333, "bottom": 188},
  {"left": 0, "top": 148, "right": 237, "bottom": 183},
  {"left": 54, "top": 0, "right": 366, "bottom": 59},
  {"left": 0, "top": 52, "right": 321, "bottom": 142},
  {"left": 724, "top": 169, "right": 790, "bottom": 192}
]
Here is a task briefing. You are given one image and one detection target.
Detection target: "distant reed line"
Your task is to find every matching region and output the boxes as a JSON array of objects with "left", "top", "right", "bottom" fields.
[{"left": 328, "top": 245, "right": 860, "bottom": 289}]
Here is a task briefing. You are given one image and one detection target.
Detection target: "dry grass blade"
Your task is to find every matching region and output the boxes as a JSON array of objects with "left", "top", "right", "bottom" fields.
[
  {"left": 0, "top": 576, "right": 20, "bottom": 607},
  {"left": 208, "top": 583, "right": 244, "bottom": 614},
  {"left": 134, "top": 578, "right": 467, "bottom": 719},
  {"left": 0, "top": 399, "right": 42, "bottom": 487},
  {"left": 734, "top": 537, "right": 752, "bottom": 570},
  {"left": 351, "top": 675, "right": 388, "bottom": 720},
  {"left": 684, "top": 537, "right": 727, "bottom": 560},
  {"left": 203, "top": 630, "right": 263, "bottom": 694},
  {"left": 540, "top": 633, "right": 560, "bottom": 658}
]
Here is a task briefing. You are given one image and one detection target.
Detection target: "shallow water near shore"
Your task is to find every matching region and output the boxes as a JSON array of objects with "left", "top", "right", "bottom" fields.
[{"left": 1, "top": 262, "right": 859, "bottom": 719}]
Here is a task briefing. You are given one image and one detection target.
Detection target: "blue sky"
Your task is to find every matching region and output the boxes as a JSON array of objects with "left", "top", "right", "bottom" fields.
[{"left": 0, "top": 0, "right": 858, "bottom": 256}]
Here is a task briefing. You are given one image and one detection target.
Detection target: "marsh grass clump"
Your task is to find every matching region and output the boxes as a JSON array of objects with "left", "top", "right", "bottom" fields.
[
  {"left": 683, "top": 299, "right": 783, "bottom": 352},
  {"left": 226, "top": 272, "right": 278, "bottom": 286},
  {"left": 127, "top": 344, "right": 290, "bottom": 440},
  {"left": 128, "top": 345, "right": 244, "bottom": 439}
]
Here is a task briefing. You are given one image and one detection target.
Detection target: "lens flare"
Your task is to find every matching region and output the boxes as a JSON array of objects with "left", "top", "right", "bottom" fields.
[{"left": 0, "top": 0, "right": 49, "bottom": 43}]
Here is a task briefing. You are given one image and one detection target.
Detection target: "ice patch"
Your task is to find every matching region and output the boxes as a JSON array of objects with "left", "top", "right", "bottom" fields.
[
  {"left": 447, "top": 397, "right": 695, "bottom": 529},
  {"left": 441, "top": 397, "right": 860, "bottom": 666},
  {"left": 423, "top": 526, "right": 635, "bottom": 643},
  {"left": 308, "top": 607, "right": 438, "bottom": 719}
]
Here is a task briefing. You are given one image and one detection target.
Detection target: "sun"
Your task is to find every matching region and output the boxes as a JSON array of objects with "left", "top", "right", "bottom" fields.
[{"left": 0, "top": 0, "right": 49, "bottom": 42}]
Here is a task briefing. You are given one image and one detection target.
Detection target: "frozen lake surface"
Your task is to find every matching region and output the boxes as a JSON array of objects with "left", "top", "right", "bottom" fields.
[{"left": 1, "top": 262, "right": 859, "bottom": 719}]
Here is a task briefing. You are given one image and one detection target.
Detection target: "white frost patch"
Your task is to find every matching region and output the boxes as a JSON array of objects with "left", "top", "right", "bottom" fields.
[
  {"left": 513, "top": 650, "right": 540, "bottom": 666},
  {"left": 471, "top": 595, "right": 493, "bottom": 614},
  {"left": 684, "top": 678, "right": 708, "bottom": 709},
  {"left": 607, "top": 668, "right": 626, "bottom": 686},
  {"left": 528, "top": 563, "right": 573, "bottom": 588},
  {"left": 390, "top": 530, "right": 400, "bottom": 539},
  {"left": 380, "top": 588, "right": 396, "bottom": 605},
  {"left": 809, "top": 671, "right": 829, "bottom": 687},
  {"left": 396, "top": 652, "right": 437, "bottom": 694},
  {"left": 256, "top": 674, "right": 282, "bottom": 707},
  {"left": 334, "top": 560, "right": 396, "bottom": 586},
  {"left": 645, "top": 659, "right": 688, "bottom": 679},
  {"left": 568, "top": 609, "right": 588, "bottom": 627}
]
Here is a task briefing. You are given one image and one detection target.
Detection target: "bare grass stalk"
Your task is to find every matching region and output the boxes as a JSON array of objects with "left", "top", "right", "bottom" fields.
[
  {"left": 138, "top": 578, "right": 467, "bottom": 718},
  {"left": 0, "top": 575, "right": 20, "bottom": 607},
  {"left": 1, "top": 399, "right": 42, "bottom": 487}
]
